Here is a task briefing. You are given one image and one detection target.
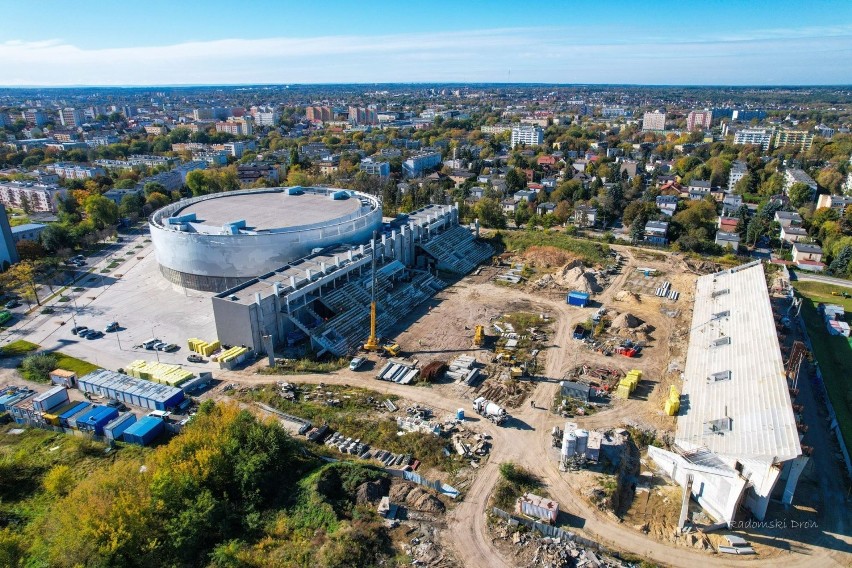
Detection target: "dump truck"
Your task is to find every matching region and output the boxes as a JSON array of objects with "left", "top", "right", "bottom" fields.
[
  {"left": 472, "top": 396, "right": 509, "bottom": 425},
  {"left": 572, "top": 324, "right": 587, "bottom": 340}
]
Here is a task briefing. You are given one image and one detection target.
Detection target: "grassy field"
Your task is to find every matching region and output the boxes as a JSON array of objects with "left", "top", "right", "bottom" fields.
[
  {"left": 0, "top": 339, "right": 40, "bottom": 356},
  {"left": 491, "top": 229, "right": 610, "bottom": 265},
  {"left": 793, "top": 280, "right": 852, "bottom": 458},
  {"left": 54, "top": 353, "right": 100, "bottom": 377}
]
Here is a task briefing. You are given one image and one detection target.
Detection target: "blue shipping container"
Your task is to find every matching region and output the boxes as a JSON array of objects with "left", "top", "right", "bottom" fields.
[
  {"left": 74, "top": 406, "right": 119, "bottom": 435},
  {"left": 104, "top": 412, "right": 137, "bottom": 442},
  {"left": 59, "top": 401, "right": 92, "bottom": 427},
  {"left": 567, "top": 291, "right": 590, "bottom": 307},
  {"left": 122, "top": 415, "right": 164, "bottom": 446}
]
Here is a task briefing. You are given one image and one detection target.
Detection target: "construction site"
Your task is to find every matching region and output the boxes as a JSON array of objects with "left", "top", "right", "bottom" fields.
[{"left": 6, "top": 202, "right": 850, "bottom": 568}]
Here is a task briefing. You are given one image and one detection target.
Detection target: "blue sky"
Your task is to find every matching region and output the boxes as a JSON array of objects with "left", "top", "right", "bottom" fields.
[{"left": 1, "top": 0, "right": 850, "bottom": 86}]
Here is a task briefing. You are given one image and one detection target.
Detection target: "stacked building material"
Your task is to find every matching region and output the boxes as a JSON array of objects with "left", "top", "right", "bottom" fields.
[{"left": 125, "top": 360, "right": 194, "bottom": 386}]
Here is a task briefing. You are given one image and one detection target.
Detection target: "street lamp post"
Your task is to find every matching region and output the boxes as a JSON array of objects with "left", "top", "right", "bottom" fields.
[{"left": 151, "top": 325, "right": 160, "bottom": 362}]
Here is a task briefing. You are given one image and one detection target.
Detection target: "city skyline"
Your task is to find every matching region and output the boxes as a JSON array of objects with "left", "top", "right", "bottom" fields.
[{"left": 1, "top": 0, "right": 851, "bottom": 86}]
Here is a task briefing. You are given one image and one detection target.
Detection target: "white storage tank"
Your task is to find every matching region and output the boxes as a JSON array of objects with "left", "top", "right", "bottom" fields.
[
  {"left": 575, "top": 429, "right": 589, "bottom": 455},
  {"left": 562, "top": 431, "right": 577, "bottom": 458}
]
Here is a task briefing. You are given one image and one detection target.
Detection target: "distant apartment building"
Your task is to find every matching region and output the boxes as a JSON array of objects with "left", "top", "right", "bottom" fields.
[
  {"left": 686, "top": 110, "right": 712, "bottom": 131},
  {"left": 95, "top": 155, "right": 176, "bottom": 170},
  {"left": 359, "top": 157, "right": 390, "bottom": 177},
  {"left": 0, "top": 113, "right": 9, "bottom": 128},
  {"left": 58, "top": 107, "right": 84, "bottom": 128},
  {"left": 816, "top": 194, "right": 852, "bottom": 212},
  {"left": 0, "top": 181, "right": 68, "bottom": 213},
  {"left": 728, "top": 160, "right": 748, "bottom": 191},
  {"left": 193, "top": 107, "right": 229, "bottom": 121},
  {"left": 21, "top": 109, "right": 47, "bottom": 127},
  {"left": 783, "top": 168, "right": 817, "bottom": 197},
  {"left": 403, "top": 151, "right": 442, "bottom": 177},
  {"left": 236, "top": 163, "right": 279, "bottom": 186},
  {"left": 510, "top": 125, "right": 544, "bottom": 148},
  {"left": 815, "top": 124, "right": 835, "bottom": 139},
  {"left": 250, "top": 106, "right": 280, "bottom": 127},
  {"left": 774, "top": 130, "right": 814, "bottom": 152},
  {"left": 44, "top": 163, "right": 106, "bottom": 179},
  {"left": 306, "top": 105, "right": 334, "bottom": 123},
  {"left": 348, "top": 106, "right": 377, "bottom": 125},
  {"left": 85, "top": 134, "right": 120, "bottom": 147},
  {"left": 731, "top": 109, "right": 766, "bottom": 122},
  {"left": 194, "top": 151, "right": 229, "bottom": 166},
  {"left": 144, "top": 125, "right": 169, "bottom": 135},
  {"left": 734, "top": 128, "right": 774, "bottom": 151},
  {"left": 601, "top": 107, "right": 628, "bottom": 117},
  {"left": 641, "top": 111, "right": 666, "bottom": 131},
  {"left": 215, "top": 117, "right": 253, "bottom": 136},
  {"left": 480, "top": 124, "right": 512, "bottom": 135}
]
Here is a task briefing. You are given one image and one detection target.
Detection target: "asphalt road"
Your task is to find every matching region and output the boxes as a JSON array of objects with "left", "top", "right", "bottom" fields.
[{"left": 789, "top": 271, "right": 852, "bottom": 289}]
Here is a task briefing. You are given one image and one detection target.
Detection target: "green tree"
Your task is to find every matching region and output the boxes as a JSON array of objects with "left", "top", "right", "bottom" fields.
[
  {"left": 474, "top": 197, "right": 506, "bottom": 229},
  {"left": 40, "top": 224, "right": 73, "bottom": 252},
  {"left": 84, "top": 194, "right": 119, "bottom": 229},
  {"left": 119, "top": 193, "right": 145, "bottom": 218},
  {"left": 828, "top": 245, "right": 852, "bottom": 276},
  {"left": 114, "top": 178, "right": 137, "bottom": 189},
  {"left": 788, "top": 182, "right": 813, "bottom": 208},
  {"left": 143, "top": 182, "right": 167, "bottom": 197},
  {"left": 505, "top": 168, "right": 526, "bottom": 193}
]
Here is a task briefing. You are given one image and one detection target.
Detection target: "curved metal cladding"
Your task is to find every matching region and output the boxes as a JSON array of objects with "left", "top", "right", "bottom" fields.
[{"left": 149, "top": 187, "right": 382, "bottom": 291}]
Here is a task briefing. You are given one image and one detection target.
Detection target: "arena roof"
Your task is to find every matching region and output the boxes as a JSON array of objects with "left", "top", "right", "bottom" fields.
[
  {"left": 178, "top": 190, "right": 362, "bottom": 232},
  {"left": 676, "top": 261, "right": 800, "bottom": 464}
]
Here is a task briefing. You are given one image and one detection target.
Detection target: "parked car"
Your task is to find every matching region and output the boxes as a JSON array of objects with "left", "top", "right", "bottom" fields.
[
  {"left": 86, "top": 330, "right": 104, "bottom": 340},
  {"left": 349, "top": 357, "right": 366, "bottom": 371},
  {"left": 158, "top": 343, "right": 178, "bottom": 352},
  {"left": 4, "top": 299, "right": 20, "bottom": 309},
  {"left": 71, "top": 325, "right": 88, "bottom": 335},
  {"left": 187, "top": 354, "right": 205, "bottom": 363},
  {"left": 104, "top": 322, "right": 119, "bottom": 332}
]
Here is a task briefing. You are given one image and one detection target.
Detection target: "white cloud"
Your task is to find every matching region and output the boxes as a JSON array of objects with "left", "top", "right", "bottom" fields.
[{"left": 0, "top": 26, "right": 850, "bottom": 85}]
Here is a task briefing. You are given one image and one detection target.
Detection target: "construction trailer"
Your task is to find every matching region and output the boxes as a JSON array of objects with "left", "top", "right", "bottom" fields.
[
  {"left": 78, "top": 369, "right": 185, "bottom": 412},
  {"left": 74, "top": 405, "right": 120, "bottom": 436},
  {"left": 103, "top": 412, "right": 137, "bottom": 442},
  {"left": 516, "top": 493, "right": 559, "bottom": 524},
  {"left": 559, "top": 380, "right": 592, "bottom": 402},
  {"left": 49, "top": 369, "right": 77, "bottom": 388},
  {"left": 122, "top": 415, "right": 165, "bottom": 446},
  {"left": 649, "top": 262, "right": 807, "bottom": 526},
  {"left": 567, "top": 291, "right": 590, "bottom": 307},
  {"left": 31, "top": 386, "right": 70, "bottom": 413}
]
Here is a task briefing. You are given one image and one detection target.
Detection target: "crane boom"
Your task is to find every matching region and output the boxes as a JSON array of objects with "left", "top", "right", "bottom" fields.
[{"left": 363, "top": 232, "right": 380, "bottom": 351}]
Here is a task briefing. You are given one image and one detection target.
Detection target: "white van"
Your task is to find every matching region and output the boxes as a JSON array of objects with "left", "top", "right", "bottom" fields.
[{"left": 142, "top": 338, "right": 161, "bottom": 350}]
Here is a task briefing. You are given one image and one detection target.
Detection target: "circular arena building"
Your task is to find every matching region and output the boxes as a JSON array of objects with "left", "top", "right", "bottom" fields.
[{"left": 149, "top": 186, "right": 383, "bottom": 291}]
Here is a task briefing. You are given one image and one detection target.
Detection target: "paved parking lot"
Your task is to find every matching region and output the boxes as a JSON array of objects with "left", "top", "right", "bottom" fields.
[{"left": 2, "top": 235, "right": 218, "bottom": 374}]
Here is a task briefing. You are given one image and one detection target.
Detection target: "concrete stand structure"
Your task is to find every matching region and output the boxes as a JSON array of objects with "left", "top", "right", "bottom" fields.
[
  {"left": 211, "top": 203, "right": 492, "bottom": 356},
  {"left": 649, "top": 261, "right": 806, "bottom": 526}
]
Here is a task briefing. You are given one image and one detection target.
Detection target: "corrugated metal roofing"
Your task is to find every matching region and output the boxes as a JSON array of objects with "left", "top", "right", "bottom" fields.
[
  {"left": 79, "top": 369, "right": 183, "bottom": 403},
  {"left": 676, "top": 261, "right": 801, "bottom": 464}
]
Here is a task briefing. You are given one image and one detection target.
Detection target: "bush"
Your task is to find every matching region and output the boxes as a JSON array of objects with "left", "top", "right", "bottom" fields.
[
  {"left": 43, "top": 465, "right": 74, "bottom": 496},
  {"left": 21, "top": 352, "right": 58, "bottom": 382}
]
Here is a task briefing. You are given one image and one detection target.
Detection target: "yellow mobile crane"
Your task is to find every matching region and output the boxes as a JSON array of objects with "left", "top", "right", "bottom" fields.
[
  {"left": 363, "top": 233, "right": 401, "bottom": 357},
  {"left": 364, "top": 233, "right": 380, "bottom": 351}
]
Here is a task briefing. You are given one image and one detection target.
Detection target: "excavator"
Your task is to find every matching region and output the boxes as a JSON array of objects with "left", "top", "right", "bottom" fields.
[{"left": 363, "top": 233, "right": 401, "bottom": 358}]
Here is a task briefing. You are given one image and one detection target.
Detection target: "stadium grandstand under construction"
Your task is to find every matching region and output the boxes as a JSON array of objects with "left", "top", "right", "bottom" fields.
[{"left": 211, "top": 203, "right": 493, "bottom": 357}]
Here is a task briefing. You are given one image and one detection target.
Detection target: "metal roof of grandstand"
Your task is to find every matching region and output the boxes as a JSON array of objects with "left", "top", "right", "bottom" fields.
[{"left": 676, "top": 261, "right": 801, "bottom": 464}]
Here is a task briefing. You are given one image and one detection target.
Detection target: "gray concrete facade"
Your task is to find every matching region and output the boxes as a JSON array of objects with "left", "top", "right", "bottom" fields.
[{"left": 149, "top": 187, "right": 383, "bottom": 291}]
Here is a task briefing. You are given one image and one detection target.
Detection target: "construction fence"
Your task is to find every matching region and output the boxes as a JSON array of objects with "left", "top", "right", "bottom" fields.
[
  {"left": 491, "top": 507, "right": 602, "bottom": 551},
  {"left": 386, "top": 468, "right": 460, "bottom": 499}
]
